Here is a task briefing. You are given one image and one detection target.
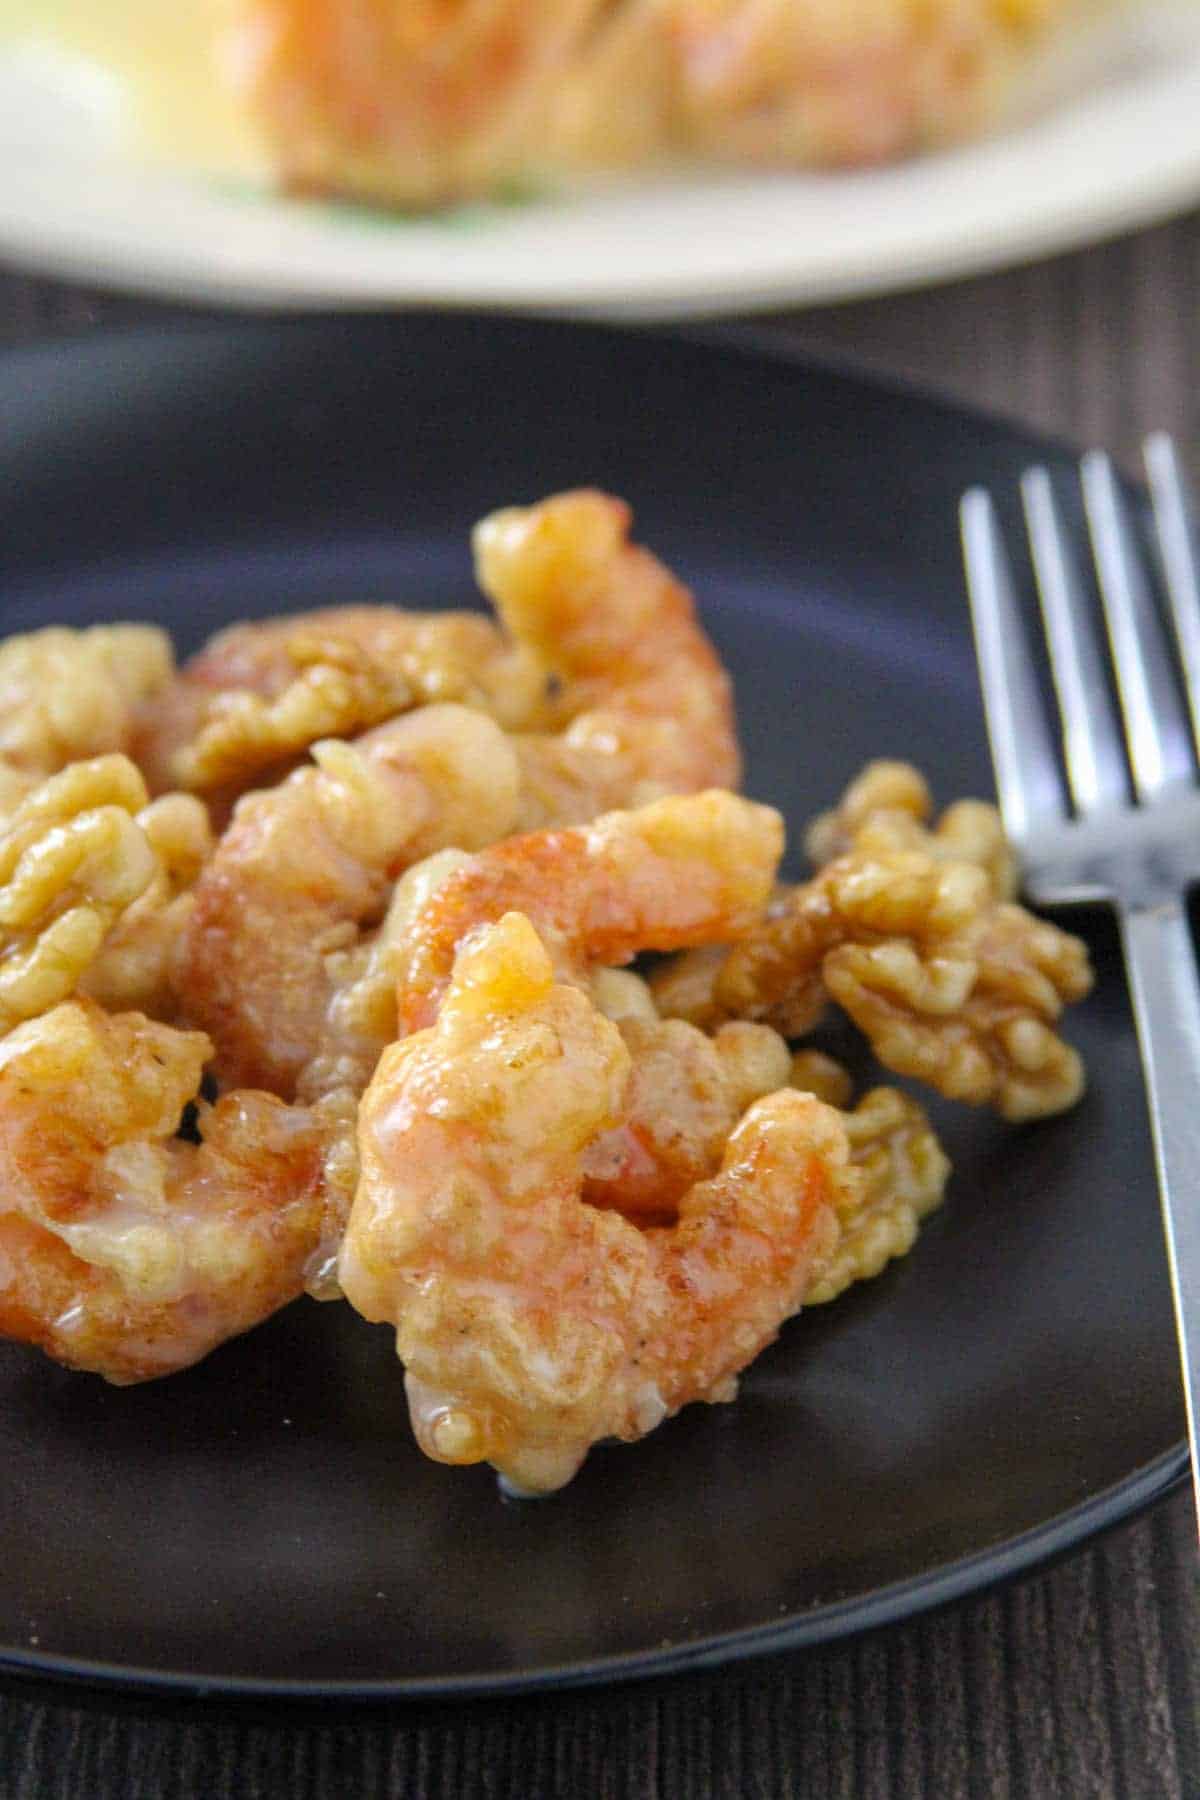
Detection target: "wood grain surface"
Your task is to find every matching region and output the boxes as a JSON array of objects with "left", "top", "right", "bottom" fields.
[{"left": 1, "top": 216, "right": 1199, "bottom": 1798}]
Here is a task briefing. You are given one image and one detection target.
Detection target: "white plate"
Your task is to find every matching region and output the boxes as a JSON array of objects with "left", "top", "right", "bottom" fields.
[{"left": 1, "top": 6, "right": 1199, "bottom": 318}]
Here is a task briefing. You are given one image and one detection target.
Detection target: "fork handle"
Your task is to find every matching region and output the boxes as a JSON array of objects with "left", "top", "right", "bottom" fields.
[{"left": 1119, "top": 898, "right": 1200, "bottom": 1531}]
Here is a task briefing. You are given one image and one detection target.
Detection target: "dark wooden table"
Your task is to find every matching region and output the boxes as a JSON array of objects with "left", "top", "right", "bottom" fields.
[{"left": 2, "top": 222, "right": 1199, "bottom": 1798}]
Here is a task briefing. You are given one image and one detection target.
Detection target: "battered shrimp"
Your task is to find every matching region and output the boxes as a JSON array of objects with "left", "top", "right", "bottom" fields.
[
  {"left": 582, "top": 1016, "right": 793, "bottom": 1223},
  {"left": 135, "top": 607, "right": 545, "bottom": 801},
  {"left": 227, "top": 0, "right": 1080, "bottom": 206},
  {"left": 0, "top": 999, "right": 330, "bottom": 1382},
  {"left": 342, "top": 912, "right": 852, "bottom": 1494},
  {"left": 393, "top": 788, "right": 784, "bottom": 1036},
  {"left": 176, "top": 704, "right": 522, "bottom": 1095},
  {"left": 474, "top": 490, "right": 741, "bottom": 828},
  {"left": 581, "top": 1015, "right": 950, "bottom": 1291},
  {"left": 225, "top": 0, "right": 643, "bottom": 209}
]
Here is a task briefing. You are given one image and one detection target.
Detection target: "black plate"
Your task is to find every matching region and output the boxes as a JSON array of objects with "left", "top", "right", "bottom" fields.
[{"left": 0, "top": 317, "right": 1185, "bottom": 1699}]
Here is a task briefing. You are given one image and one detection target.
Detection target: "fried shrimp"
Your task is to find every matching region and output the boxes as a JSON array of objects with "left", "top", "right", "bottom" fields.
[
  {"left": 474, "top": 490, "right": 741, "bottom": 828},
  {"left": 0, "top": 999, "right": 329, "bottom": 1382},
  {"left": 342, "top": 912, "right": 852, "bottom": 1494},
  {"left": 585, "top": 1021, "right": 949, "bottom": 1285},
  {"left": 228, "top": 0, "right": 1083, "bottom": 207},
  {"left": 394, "top": 789, "right": 784, "bottom": 1035},
  {"left": 0, "top": 626, "right": 174, "bottom": 777},
  {"left": 135, "top": 607, "right": 545, "bottom": 801},
  {"left": 654, "top": 845, "right": 1092, "bottom": 1119},
  {"left": 582, "top": 1017, "right": 793, "bottom": 1223},
  {"left": 136, "top": 492, "right": 736, "bottom": 831},
  {"left": 177, "top": 704, "right": 522, "bottom": 1095}
]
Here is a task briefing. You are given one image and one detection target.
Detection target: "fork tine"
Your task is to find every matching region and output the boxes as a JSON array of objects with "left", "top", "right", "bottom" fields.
[
  {"left": 1145, "top": 432, "right": 1200, "bottom": 763},
  {"left": 1021, "top": 466, "right": 1129, "bottom": 816},
  {"left": 1081, "top": 450, "right": 1195, "bottom": 802},
  {"left": 960, "top": 487, "right": 1067, "bottom": 842}
]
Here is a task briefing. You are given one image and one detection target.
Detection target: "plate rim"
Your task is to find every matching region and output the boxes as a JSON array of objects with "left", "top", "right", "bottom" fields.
[
  {"left": 1, "top": 12, "right": 1200, "bottom": 318},
  {"left": 0, "top": 1451, "right": 1186, "bottom": 1702},
  {"left": 0, "top": 312, "right": 1187, "bottom": 1701}
]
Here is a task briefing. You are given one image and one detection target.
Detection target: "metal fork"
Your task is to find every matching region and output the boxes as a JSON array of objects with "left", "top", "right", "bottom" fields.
[{"left": 961, "top": 434, "right": 1200, "bottom": 1535}]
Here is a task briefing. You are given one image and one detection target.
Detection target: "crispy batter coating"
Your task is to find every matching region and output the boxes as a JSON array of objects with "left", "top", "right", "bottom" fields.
[
  {"left": 0, "top": 757, "right": 158, "bottom": 1032},
  {"left": 139, "top": 492, "right": 736, "bottom": 836},
  {"left": 394, "top": 789, "right": 784, "bottom": 1035},
  {"left": 0, "top": 999, "right": 329, "bottom": 1382},
  {"left": 788, "top": 1047, "right": 854, "bottom": 1109},
  {"left": 804, "top": 1086, "right": 950, "bottom": 1304},
  {"left": 806, "top": 760, "right": 1017, "bottom": 899},
  {"left": 172, "top": 635, "right": 416, "bottom": 793},
  {"left": 177, "top": 705, "right": 522, "bottom": 1095},
  {"left": 0, "top": 626, "right": 174, "bottom": 777},
  {"left": 342, "top": 912, "right": 850, "bottom": 1493},
  {"left": 137, "top": 608, "right": 547, "bottom": 801},
  {"left": 296, "top": 847, "right": 473, "bottom": 1108},
  {"left": 474, "top": 491, "right": 741, "bottom": 827},
  {"left": 583, "top": 1016, "right": 793, "bottom": 1223},
  {"left": 228, "top": 0, "right": 1083, "bottom": 207},
  {"left": 589, "top": 965, "right": 660, "bottom": 1024},
  {"left": 586, "top": 1019, "right": 948, "bottom": 1290}
]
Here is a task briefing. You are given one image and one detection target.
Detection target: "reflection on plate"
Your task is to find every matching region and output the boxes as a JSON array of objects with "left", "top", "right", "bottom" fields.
[
  {"left": 0, "top": 8, "right": 1199, "bottom": 315},
  {"left": 0, "top": 316, "right": 1186, "bottom": 1698}
]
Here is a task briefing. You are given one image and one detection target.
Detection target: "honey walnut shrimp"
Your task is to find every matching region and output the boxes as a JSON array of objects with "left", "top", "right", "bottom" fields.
[
  {"left": 135, "top": 608, "right": 544, "bottom": 804},
  {"left": 0, "top": 999, "right": 330, "bottom": 1383},
  {"left": 342, "top": 912, "right": 855, "bottom": 1495},
  {"left": 0, "top": 759, "right": 340, "bottom": 1383},
  {"left": 578, "top": 989, "right": 950, "bottom": 1304},
  {"left": 0, "top": 496, "right": 1085, "bottom": 1465},
  {"left": 137, "top": 490, "right": 739, "bottom": 834}
]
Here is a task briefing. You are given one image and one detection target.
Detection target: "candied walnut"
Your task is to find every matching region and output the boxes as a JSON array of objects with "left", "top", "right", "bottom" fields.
[
  {"left": 804, "top": 1087, "right": 950, "bottom": 1304},
  {"left": 806, "top": 760, "right": 1017, "bottom": 900},
  {"left": 138, "top": 608, "right": 548, "bottom": 804},
  {"left": 788, "top": 1049, "right": 854, "bottom": 1110},
  {"left": 171, "top": 634, "right": 415, "bottom": 793},
  {"left": 824, "top": 894, "right": 1092, "bottom": 1120},
  {"left": 79, "top": 794, "right": 215, "bottom": 1018},
  {"left": 0, "top": 757, "right": 158, "bottom": 1032},
  {"left": 0, "top": 767, "right": 38, "bottom": 827},
  {"left": 0, "top": 626, "right": 174, "bottom": 777},
  {"left": 657, "top": 847, "right": 1092, "bottom": 1120}
]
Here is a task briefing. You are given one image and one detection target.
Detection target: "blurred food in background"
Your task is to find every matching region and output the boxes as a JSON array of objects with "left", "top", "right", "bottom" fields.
[
  {"left": 0, "top": 0, "right": 1129, "bottom": 206},
  {"left": 226, "top": 0, "right": 1106, "bottom": 205}
]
